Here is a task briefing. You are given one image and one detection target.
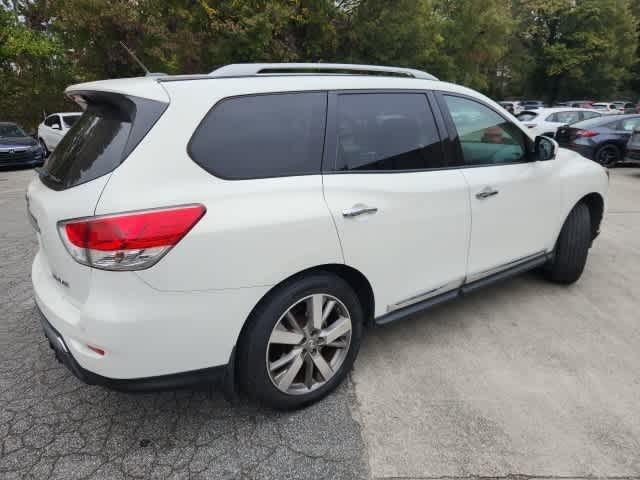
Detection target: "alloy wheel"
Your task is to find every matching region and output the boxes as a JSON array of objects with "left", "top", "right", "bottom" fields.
[{"left": 266, "top": 294, "right": 352, "bottom": 395}]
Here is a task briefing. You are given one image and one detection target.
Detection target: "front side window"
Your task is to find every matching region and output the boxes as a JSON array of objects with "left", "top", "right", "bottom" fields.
[
  {"left": 336, "top": 93, "right": 444, "bottom": 171},
  {"left": 444, "top": 95, "right": 527, "bottom": 166},
  {"left": 189, "top": 93, "right": 326, "bottom": 180}
]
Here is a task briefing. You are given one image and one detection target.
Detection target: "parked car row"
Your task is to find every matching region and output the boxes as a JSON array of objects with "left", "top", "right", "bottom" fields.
[{"left": 501, "top": 99, "right": 639, "bottom": 115}]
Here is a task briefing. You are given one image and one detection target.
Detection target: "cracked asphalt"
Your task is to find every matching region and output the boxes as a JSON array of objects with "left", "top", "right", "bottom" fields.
[{"left": 0, "top": 169, "right": 369, "bottom": 480}]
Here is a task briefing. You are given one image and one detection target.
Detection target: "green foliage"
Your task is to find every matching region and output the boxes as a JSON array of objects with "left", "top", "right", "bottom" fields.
[{"left": 1, "top": 0, "right": 639, "bottom": 129}]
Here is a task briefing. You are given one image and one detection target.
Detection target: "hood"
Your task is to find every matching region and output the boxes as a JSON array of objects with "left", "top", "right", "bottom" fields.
[{"left": 0, "top": 136, "right": 37, "bottom": 149}]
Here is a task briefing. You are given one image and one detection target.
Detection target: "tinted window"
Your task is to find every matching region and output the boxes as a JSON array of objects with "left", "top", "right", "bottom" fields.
[
  {"left": 336, "top": 93, "right": 443, "bottom": 171},
  {"left": 40, "top": 95, "right": 166, "bottom": 191},
  {"left": 44, "top": 106, "right": 131, "bottom": 189},
  {"left": 444, "top": 95, "right": 527, "bottom": 166},
  {"left": 189, "top": 93, "right": 326, "bottom": 180},
  {"left": 62, "top": 115, "right": 81, "bottom": 128},
  {"left": 44, "top": 116, "right": 60, "bottom": 127}
]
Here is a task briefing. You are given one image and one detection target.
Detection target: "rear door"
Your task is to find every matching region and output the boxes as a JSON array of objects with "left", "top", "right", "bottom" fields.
[
  {"left": 322, "top": 91, "right": 470, "bottom": 316},
  {"left": 437, "top": 92, "right": 559, "bottom": 280}
]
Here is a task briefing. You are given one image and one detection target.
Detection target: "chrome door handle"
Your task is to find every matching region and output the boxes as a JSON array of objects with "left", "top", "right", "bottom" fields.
[
  {"left": 476, "top": 187, "right": 499, "bottom": 199},
  {"left": 342, "top": 204, "right": 378, "bottom": 218}
]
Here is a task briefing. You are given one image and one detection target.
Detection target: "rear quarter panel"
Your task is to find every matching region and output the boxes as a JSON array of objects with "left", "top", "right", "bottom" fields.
[{"left": 94, "top": 79, "right": 344, "bottom": 292}]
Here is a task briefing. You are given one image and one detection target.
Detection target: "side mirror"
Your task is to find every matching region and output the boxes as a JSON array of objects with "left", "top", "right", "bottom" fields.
[
  {"left": 633, "top": 127, "right": 640, "bottom": 134},
  {"left": 534, "top": 135, "right": 557, "bottom": 161},
  {"left": 51, "top": 123, "right": 61, "bottom": 130}
]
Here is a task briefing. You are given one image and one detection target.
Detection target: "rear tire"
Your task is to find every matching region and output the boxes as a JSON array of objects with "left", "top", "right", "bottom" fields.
[
  {"left": 595, "top": 144, "right": 620, "bottom": 167},
  {"left": 544, "top": 202, "right": 591, "bottom": 285},
  {"left": 237, "top": 272, "right": 363, "bottom": 410}
]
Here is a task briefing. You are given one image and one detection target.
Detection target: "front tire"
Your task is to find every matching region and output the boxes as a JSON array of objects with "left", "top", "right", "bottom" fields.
[
  {"left": 38, "top": 138, "right": 49, "bottom": 158},
  {"left": 544, "top": 202, "right": 591, "bottom": 285},
  {"left": 237, "top": 273, "right": 363, "bottom": 410}
]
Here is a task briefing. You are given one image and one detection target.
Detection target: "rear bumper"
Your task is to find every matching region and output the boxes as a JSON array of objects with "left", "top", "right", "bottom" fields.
[
  {"left": 37, "top": 302, "right": 230, "bottom": 392},
  {"left": 31, "top": 249, "right": 268, "bottom": 384}
]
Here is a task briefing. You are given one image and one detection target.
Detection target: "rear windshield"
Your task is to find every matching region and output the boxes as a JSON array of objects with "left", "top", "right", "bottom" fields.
[
  {"left": 42, "top": 104, "right": 131, "bottom": 189},
  {"left": 39, "top": 94, "right": 167, "bottom": 190}
]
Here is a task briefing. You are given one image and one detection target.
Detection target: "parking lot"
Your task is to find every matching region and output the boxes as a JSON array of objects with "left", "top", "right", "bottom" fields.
[{"left": 1, "top": 166, "right": 640, "bottom": 479}]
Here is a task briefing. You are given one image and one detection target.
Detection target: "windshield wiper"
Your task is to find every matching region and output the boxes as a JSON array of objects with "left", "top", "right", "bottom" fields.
[{"left": 34, "top": 167, "right": 62, "bottom": 184}]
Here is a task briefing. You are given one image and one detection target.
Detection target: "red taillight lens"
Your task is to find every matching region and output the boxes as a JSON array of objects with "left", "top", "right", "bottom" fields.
[
  {"left": 59, "top": 204, "right": 206, "bottom": 271},
  {"left": 576, "top": 130, "right": 598, "bottom": 138}
]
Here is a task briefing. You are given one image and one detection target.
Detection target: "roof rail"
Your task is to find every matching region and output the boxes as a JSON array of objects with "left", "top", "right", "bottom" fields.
[{"left": 209, "top": 63, "right": 438, "bottom": 81}]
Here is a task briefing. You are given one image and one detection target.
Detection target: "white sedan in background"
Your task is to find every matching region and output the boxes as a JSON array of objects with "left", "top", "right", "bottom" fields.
[
  {"left": 37, "top": 112, "right": 82, "bottom": 154},
  {"left": 517, "top": 107, "right": 602, "bottom": 138},
  {"left": 591, "top": 103, "right": 622, "bottom": 115}
]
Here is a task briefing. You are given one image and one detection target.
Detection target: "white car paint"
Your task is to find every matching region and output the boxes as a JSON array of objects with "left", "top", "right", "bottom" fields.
[
  {"left": 28, "top": 70, "right": 609, "bottom": 384},
  {"left": 518, "top": 107, "right": 601, "bottom": 137},
  {"left": 591, "top": 103, "right": 621, "bottom": 115},
  {"left": 37, "top": 112, "right": 81, "bottom": 151}
]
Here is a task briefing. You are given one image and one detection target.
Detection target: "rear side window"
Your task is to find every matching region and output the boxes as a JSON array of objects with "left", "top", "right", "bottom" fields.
[
  {"left": 335, "top": 93, "right": 444, "bottom": 171},
  {"left": 189, "top": 93, "right": 327, "bottom": 180},
  {"left": 40, "top": 94, "right": 167, "bottom": 191}
]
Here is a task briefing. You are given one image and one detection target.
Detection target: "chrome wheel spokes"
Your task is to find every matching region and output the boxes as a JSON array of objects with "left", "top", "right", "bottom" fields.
[{"left": 267, "top": 294, "right": 352, "bottom": 395}]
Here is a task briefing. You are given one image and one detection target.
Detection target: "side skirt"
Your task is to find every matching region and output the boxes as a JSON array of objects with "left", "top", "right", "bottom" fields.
[{"left": 374, "top": 252, "right": 551, "bottom": 327}]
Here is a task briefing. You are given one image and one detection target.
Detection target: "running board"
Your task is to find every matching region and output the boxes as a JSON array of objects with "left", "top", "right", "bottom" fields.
[{"left": 374, "top": 252, "right": 551, "bottom": 327}]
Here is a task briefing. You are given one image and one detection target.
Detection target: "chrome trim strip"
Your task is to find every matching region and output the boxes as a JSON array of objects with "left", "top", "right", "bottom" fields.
[
  {"left": 465, "top": 250, "right": 548, "bottom": 284},
  {"left": 387, "top": 278, "right": 464, "bottom": 312}
]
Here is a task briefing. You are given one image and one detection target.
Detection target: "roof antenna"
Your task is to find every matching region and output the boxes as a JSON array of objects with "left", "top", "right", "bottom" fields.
[{"left": 120, "top": 42, "right": 166, "bottom": 76}]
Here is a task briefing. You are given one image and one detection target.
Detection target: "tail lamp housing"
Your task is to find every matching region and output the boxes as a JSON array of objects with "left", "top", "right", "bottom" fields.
[{"left": 58, "top": 204, "right": 206, "bottom": 271}]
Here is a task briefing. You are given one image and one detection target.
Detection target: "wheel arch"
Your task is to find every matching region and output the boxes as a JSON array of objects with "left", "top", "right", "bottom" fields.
[
  {"left": 241, "top": 264, "right": 375, "bottom": 334},
  {"left": 580, "top": 192, "right": 604, "bottom": 241}
]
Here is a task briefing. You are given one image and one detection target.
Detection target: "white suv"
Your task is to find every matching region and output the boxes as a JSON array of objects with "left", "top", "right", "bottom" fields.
[{"left": 28, "top": 63, "right": 608, "bottom": 409}]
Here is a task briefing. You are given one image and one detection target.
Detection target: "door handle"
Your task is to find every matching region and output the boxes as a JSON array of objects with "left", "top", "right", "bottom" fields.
[
  {"left": 342, "top": 204, "right": 378, "bottom": 218},
  {"left": 476, "top": 187, "right": 499, "bottom": 199}
]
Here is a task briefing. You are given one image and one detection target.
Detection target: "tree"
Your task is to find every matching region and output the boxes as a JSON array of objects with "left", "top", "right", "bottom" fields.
[
  {"left": 514, "top": 0, "right": 638, "bottom": 102},
  {"left": 0, "top": 7, "right": 77, "bottom": 129}
]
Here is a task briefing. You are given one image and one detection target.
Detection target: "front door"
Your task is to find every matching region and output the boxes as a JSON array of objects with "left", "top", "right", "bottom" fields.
[
  {"left": 322, "top": 92, "right": 471, "bottom": 317},
  {"left": 438, "top": 93, "right": 559, "bottom": 280}
]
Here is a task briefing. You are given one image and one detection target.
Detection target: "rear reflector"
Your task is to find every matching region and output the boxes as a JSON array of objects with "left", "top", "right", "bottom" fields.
[{"left": 58, "top": 204, "right": 206, "bottom": 271}]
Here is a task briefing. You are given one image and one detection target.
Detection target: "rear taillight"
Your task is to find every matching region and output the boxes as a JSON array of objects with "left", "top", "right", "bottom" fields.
[
  {"left": 58, "top": 204, "right": 206, "bottom": 271},
  {"left": 576, "top": 130, "right": 598, "bottom": 138}
]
